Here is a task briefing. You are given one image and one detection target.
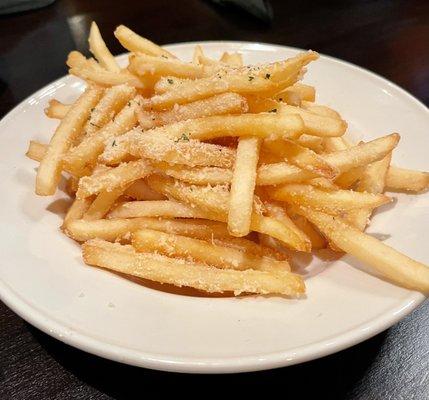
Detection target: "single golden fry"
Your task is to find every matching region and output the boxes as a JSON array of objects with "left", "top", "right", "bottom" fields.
[
  {"left": 83, "top": 186, "right": 126, "bottom": 221},
  {"left": 36, "top": 86, "right": 104, "bottom": 195},
  {"left": 219, "top": 52, "right": 243, "bottom": 66},
  {"left": 385, "top": 166, "right": 429, "bottom": 193},
  {"left": 83, "top": 239, "right": 305, "bottom": 296},
  {"left": 301, "top": 101, "right": 341, "bottom": 119},
  {"left": 295, "top": 207, "right": 429, "bottom": 292},
  {"left": 275, "top": 83, "right": 315, "bottom": 103},
  {"left": 271, "top": 183, "right": 391, "bottom": 213},
  {"left": 108, "top": 200, "right": 206, "bottom": 219},
  {"left": 88, "top": 21, "right": 120, "bottom": 72},
  {"left": 137, "top": 92, "right": 248, "bottom": 130},
  {"left": 62, "top": 197, "right": 93, "bottom": 228},
  {"left": 26, "top": 141, "right": 47, "bottom": 162},
  {"left": 44, "top": 99, "right": 71, "bottom": 119},
  {"left": 124, "top": 179, "right": 166, "bottom": 200},
  {"left": 77, "top": 160, "right": 152, "bottom": 198},
  {"left": 114, "top": 25, "right": 175, "bottom": 58},
  {"left": 132, "top": 229, "right": 290, "bottom": 272}
]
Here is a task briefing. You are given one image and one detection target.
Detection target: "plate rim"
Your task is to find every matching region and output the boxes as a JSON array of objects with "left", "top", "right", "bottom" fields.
[{"left": 0, "top": 40, "right": 426, "bottom": 374}]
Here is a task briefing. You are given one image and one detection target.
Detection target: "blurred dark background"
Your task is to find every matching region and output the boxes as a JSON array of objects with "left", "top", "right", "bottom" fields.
[{"left": 1, "top": 1, "right": 428, "bottom": 399}]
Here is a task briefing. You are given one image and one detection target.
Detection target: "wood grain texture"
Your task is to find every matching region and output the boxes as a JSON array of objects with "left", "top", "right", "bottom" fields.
[{"left": 0, "top": 0, "right": 428, "bottom": 398}]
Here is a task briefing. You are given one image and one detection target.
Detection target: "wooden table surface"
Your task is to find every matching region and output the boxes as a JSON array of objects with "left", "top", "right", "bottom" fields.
[{"left": 1, "top": 0, "right": 428, "bottom": 398}]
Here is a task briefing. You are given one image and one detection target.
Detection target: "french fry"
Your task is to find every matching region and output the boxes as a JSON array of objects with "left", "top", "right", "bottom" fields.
[
  {"left": 129, "top": 53, "right": 209, "bottom": 79},
  {"left": 88, "top": 21, "right": 120, "bottom": 72},
  {"left": 124, "top": 179, "right": 166, "bottom": 200},
  {"left": 63, "top": 96, "right": 140, "bottom": 176},
  {"left": 192, "top": 45, "right": 217, "bottom": 66},
  {"left": 286, "top": 209, "right": 327, "bottom": 249},
  {"left": 385, "top": 166, "right": 429, "bottom": 193},
  {"left": 83, "top": 239, "right": 305, "bottom": 296},
  {"left": 26, "top": 141, "right": 47, "bottom": 162},
  {"left": 263, "top": 138, "right": 338, "bottom": 178},
  {"left": 301, "top": 101, "right": 341, "bottom": 119},
  {"left": 44, "top": 99, "right": 71, "bottom": 119},
  {"left": 153, "top": 76, "right": 188, "bottom": 94},
  {"left": 271, "top": 183, "right": 391, "bottom": 213},
  {"left": 345, "top": 154, "right": 391, "bottom": 230},
  {"left": 219, "top": 52, "right": 243, "bottom": 66},
  {"left": 334, "top": 167, "right": 364, "bottom": 189},
  {"left": 67, "top": 51, "right": 147, "bottom": 89},
  {"left": 36, "top": 86, "right": 104, "bottom": 195},
  {"left": 83, "top": 84, "right": 136, "bottom": 138},
  {"left": 274, "top": 83, "right": 315, "bottom": 103},
  {"left": 126, "top": 132, "right": 236, "bottom": 168},
  {"left": 132, "top": 229, "right": 291, "bottom": 272},
  {"left": 295, "top": 134, "right": 324, "bottom": 153},
  {"left": 137, "top": 93, "right": 248, "bottom": 130},
  {"left": 305, "top": 177, "right": 339, "bottom": 190},
  {"left": 228, "top": 137, "right": 261, "bottom": 236},
  {"left": 295, "top": 207, "right": 429, "bottom": 292},
  {"left": 62, "top": 197, "right": 93, "bottom": 228},
  {"left": 323, "top": 136, "right": 349, "bottom": 152},
  {"left": 83, "top": 187, "right": 126, "bottom": 221},
  {"left": 114, "top": 25, "right": 175, "bottom": 58},
  {"left": 147, "top": 175, "right": 310, "bottom": 251},
  {"left": 108, "top": 200, "right": 206, "bottom": 219},
  {"left": 65, "top": 217, "right": 231, "bottom": 242},
  {"left": 278, "top": 104, "right": 347, "bottom": 137},
  {"left": 153, "top": 163, "right": 233, "bottom": 185},
  {"left": 148, "top": 74, "right": 280, "bottom": 110},
  {"left": 65, "top": 176, "right": 79, "bottom": 196},
  {"left": 77, "top": 160, "right": 152, "bottom": 198}
]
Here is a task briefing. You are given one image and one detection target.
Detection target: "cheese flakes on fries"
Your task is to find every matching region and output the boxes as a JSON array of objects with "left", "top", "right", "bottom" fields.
[{"left": 26, "top": 23, "right": 429, "bottom": 296}]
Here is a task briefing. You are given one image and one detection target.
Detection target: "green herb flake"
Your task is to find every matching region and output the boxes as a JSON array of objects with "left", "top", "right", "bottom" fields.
[
  {"left": 89, "top": 122, "right": 100, "bottom": 128},
  {"left": 127, "top": 101, "right": 131, "bottom": 107},
  {"left": 278, "top": 97, "right": 283, "bottom": 102},
  {"left": 248, "top": 76, "right": 254, "bottom": 81},
  {"left": 167, "top": 78, "right": 174, "bottom": 84},
  {"left": 265, "top": 73, "right": 271, "bottom": 79},
  {"left": 269, "top": 108, "right": 277, "bottom": 113},
  {"left": 112, "top": 140, "right": 117, "bottom": 147},
  {"left": 175, "top": 133, "right": 190, "bottom": 143}
]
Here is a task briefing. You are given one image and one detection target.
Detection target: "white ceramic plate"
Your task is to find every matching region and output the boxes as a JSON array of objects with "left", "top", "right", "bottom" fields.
[{"left": 0, "top": 42, "right": 428, "bottom": 374}]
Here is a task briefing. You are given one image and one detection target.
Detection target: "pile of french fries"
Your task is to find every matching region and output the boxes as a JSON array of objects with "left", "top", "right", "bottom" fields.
[{"left": 26, "top": 22, "right": 429, "bottom": 297}]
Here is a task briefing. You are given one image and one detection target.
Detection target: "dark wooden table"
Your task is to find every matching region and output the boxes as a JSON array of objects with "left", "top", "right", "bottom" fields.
[{"left": 1, "top": 1, "right": 428, "bottom": 398}]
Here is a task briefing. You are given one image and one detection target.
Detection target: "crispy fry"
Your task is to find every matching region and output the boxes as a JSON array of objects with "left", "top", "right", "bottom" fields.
[
  {"left": 124, "top": 179, "right": 166, "bottom": 200},
  {"left": 114, "top": 25, "right": 175, "bottom": 58},
  {"left": 301, "top": 101, "right": 341, "bottom": 119},
  {"left": 83, "top": 239, "right": 305, "bottom": 296},
  {"left": 36, "top": 86, "right": 104, "bottom": 195},
  {"left": 44, "top": 99, "right": 71, "bottom": 119},
  {"left": 108, "top": 200, "right": 206, "bottom": 219},
  {"left": 88, "top": 22, "right": 120, "bottom": 72},
  {"left": 295, "top": 207, "right": 429, "bottom": 292},
  {"left": 228, "top": 137, "right": 261, "bottom": 236},
  {"left": 83, "top": 187, "right": 126, "bottom": 221},
  {"left": 132, "top": 229, "right": 290, "bottom": 272},
  {"left": 26, "top": 141, "right": 47, "bottom": 162},
  {"left": 77, "top": 160, "right": 152, "bottom": 198},
  {"left": 62, "top": 197, "right": 93, "bottom": 228},
  {"left": 271, "top": 183, "right": 391, "bottom": 213},
  {"left": 275, "top": 83, "right": 315, "bottom": 103},
  {"left": 137, "top": 93, "right": 248, "bottom": 130},
  {"left": 219, "top": 52, "right": 243, "bottom": 66},
  {"left": 385, "top": 166, "right": 429, "bottom": 193}
]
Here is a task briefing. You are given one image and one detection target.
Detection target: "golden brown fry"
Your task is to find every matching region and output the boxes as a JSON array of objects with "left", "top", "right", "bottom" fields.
[
  {"left": 385, "top": 166, "right": 429, "bottom": 193},
  {"left": 271, "top": 183, "right": 391, "bottom": 213},
  {"left": 83, "top": 239, "right": 305, "bottom": 296},
  {"left": 137, "top": 93, "right": 248, "bottom": 130},
  {"left": 219, "top": 52, "right": 243, "bottom": 66},
  {"left": 108, "top": 200, "right": 206, "bottom": 219},
  {"left": 274, "top": 83, "right": 315, "bottom": 103},
  {"left": 62, "top": 197, "right": 93, "bottom": 228},
  {"left": 77, "top": 160, "right": 152, "bottom": 198},
  {"left": 132, "top": 229, "right": 290, "bottom": 272},
  {"left": 88, "top": 21, "right": 120, "bottom": 72},
  {"left": 114, "top": 25, "right": 175, "bottom": 58},
  {"left": 295, "top": 207, "right": 429, "bottom": 292},
  {"left": 228, "top": 137, "right": 261, "bottom": 237},
  {"left": 36, "top": 86, "right": 104, "bottom": 195},
  {"left": 44, "top": 99, "right": 71, "bottom": 119},
  {"left": 301, "top": 101, "right": 341, "bottom": 119},
  {"left": 124, "top": 179, "right": 166, "bottom": 200},
  {"left": 26, "top": 141, "right": 47, "bottom": 162},
  {"left": 83, "top": 186, "right": 126, "bottom": 221}
]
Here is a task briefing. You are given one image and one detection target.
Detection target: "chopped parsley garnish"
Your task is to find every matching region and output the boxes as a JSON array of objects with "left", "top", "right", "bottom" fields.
[
  {"left": 112, "top": 140, "right": 117, "bottom": 147},
  {"left": 248, "top": 76, "right": 254, "bottom": 81},
  {"left": 167, "top": 78, "right": 174, "bottom": 84},
  {"left": 269, "top": 108, "right": 277, "bottom": 113},
  {"left": 161, "top": 55, "right": 168, "bottom": 59},
  {"left": 127, "top": 101, "right": 131, "bottom": 107},
  {"left": 89, "top": 122, "right": 100, "bottom": 128},
  {"left": 175, "top": 133, "right": 190, "bottom": 143},
  {"left": 278, "top": 97, "right": 283, "bottom": 101},
  {"left": 90, "top": 108, "right": 95, "bottom": 113},
  {"left": 265, "top": 73, "right": 271, "bottom": 79}
]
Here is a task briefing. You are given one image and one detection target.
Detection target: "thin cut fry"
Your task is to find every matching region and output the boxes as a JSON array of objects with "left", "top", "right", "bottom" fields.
[
  {"left": 83, "top": 239, "right": 305, "bottom": 296},
  {"left": 385, "top": 166, "right": 429, "bottom": 193},
  {"left": 228, "top": 137, "right": 261, "bottom": 236},
  {"left": 124, "top": 180, "right": 166, "bottom": 200},
  {"left": 83, "top": 187, "right": 126, "bottom": 221},
  {"left": 132, "top": 229, "right": 290, "bottom": 272},
  {"left": 36, "top": 86, "right": 104, "bottom": 195},
  {"left": 219, "top": 52, "right": 243, "bottom": 66},
  {"left": 271, "top": 183, "right": 391, "bottom": 213},
  {"left": 62, "top": 197, "right": 93, "bottom": 228},
  {"left": 114, "top": 25, "right": 175, "bottom": 58},
  {"left": 88, "top": 22, "right": 120, "bottom": 72},
  {"left": 44, "top": 99, "right": 71, "bottom": 119},
  {"left": 295, "top": 207, "right": 429, "bottom": 292}
]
